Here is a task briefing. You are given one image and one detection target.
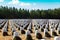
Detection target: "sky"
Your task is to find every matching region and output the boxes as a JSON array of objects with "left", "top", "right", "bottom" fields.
[{"left": 0, "top": 0, "right": 60, "bottom": 10}]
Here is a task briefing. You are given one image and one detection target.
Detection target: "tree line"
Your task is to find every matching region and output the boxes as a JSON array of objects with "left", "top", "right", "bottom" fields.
[{"left": 0, "top": 6, "right": 60, "bottom": 19}]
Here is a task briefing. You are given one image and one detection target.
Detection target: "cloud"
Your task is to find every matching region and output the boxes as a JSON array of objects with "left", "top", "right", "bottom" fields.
[
  {"left": 20, "top": 2, "right": 31, "bottom": 6},
  {"left": 20, "top": 2, "right": 36, "bottom": 6},
  {"left": 1, "top": 0, "right": 37, "bottom": 10},
  {"left": 8, "top": 0, "right": 19, "bottom": 4},
  {"left": 0, "top": 0, "right": 4, "bottom": 2},
  {"left": 8, "top": 0, "right": 36, "bottom": 6}
]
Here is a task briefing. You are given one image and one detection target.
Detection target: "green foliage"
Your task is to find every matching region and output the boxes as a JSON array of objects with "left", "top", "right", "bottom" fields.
[{"left": 0, "top": 6, "right": 60, "bottom": 19}]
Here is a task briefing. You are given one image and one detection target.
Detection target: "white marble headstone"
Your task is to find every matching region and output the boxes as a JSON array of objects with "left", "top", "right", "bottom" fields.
[
  {"left": 41, "top": 39, "right": 45, "bottom": 40},
  {"left": 57, "top": 27, "right": 60, "bottom": 34},
  {"left": 13, "top": 31, "right": 19, "bottom": 38},
  {"left": 34, "top": 27, "right": 38, "bottom": 31},
  {"left": 50, "top": 29, "right": 54, "bottom": 36},
  {"left": 45, "top": 24, "right": 48, "bottom": 28},
  {"left": 2, "top": 28, "right": 7, "bottom": 32},
  {"left": 23, "top": 23, "right": 28, "bottom": 28},
  {"left": 35, "top": 30, "right": 40, "bottom": 36},
  {"left": 54, "top": 36, "right": 60, "bottom": 40},
  {"left": 26, "top": 30, "right": 31, "bottom": 36},
  {"left": 20, "top": 27, "right": 24, "bottom": 30},
  {"left": 12, "top": 28, "right": 16, "bottom": 32},
  {"left": 44, "top": 29, "right": 48, "bottom": 37},
  {"left": 27, "top": 23, "right": 31, "bottom": 30}
]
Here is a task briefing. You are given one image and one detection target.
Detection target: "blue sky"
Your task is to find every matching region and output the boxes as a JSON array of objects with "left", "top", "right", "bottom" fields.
[{"left": 0, "top": 0, "right": 60, "bottom": 10}]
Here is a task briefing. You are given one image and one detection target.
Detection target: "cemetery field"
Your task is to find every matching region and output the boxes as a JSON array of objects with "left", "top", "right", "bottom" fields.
[{"left": 0, "top": 19, "right": 60, "bottom": 40}]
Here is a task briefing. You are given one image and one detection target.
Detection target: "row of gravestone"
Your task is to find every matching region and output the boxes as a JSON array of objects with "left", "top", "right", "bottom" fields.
[
  {"left": 1, "top": 19, "right": 60, "bottom": 40},
  {"left": 0, "top": 20, "right": 7, "bottom": 29},
  {"left": 12, "top": 20, "right": 60, "bottom": 40}
]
